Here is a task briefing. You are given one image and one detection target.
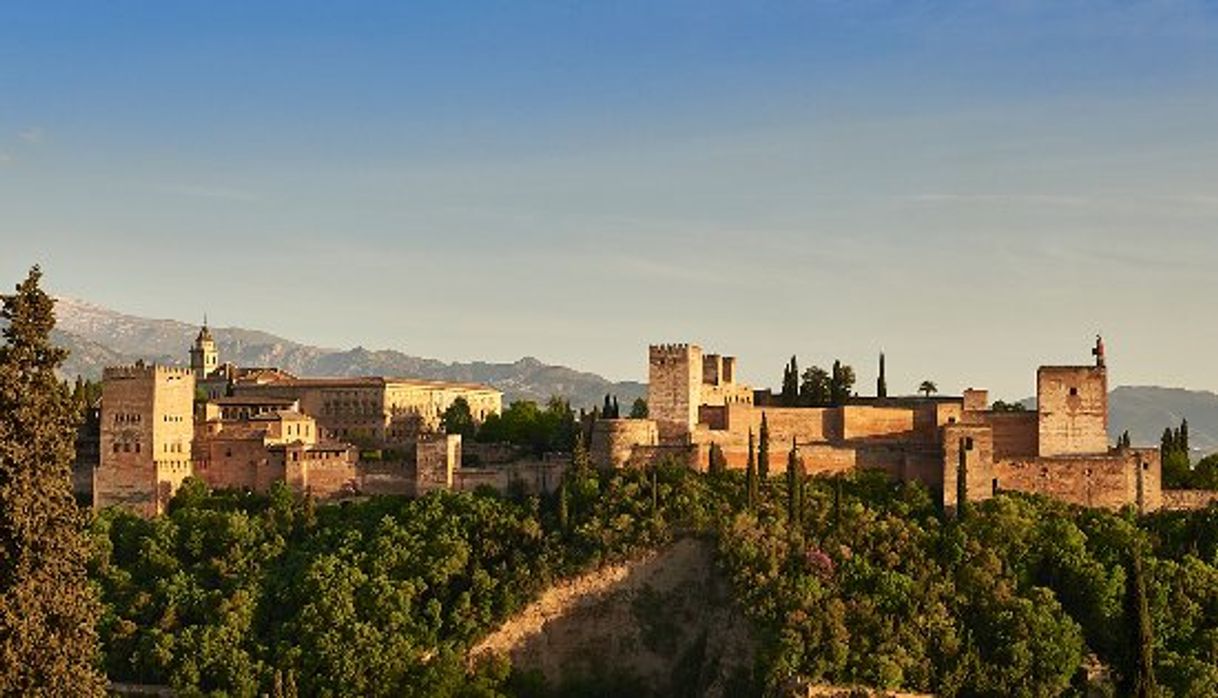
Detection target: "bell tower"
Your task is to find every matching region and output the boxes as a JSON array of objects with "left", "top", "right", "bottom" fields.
[{"left": 189, "top": 316, "right": 219, "bottom": 380}]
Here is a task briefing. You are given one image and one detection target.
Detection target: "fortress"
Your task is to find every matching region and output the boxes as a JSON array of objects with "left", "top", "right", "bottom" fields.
[
  {"left": 591, "top": 338, "right": 1163, "bottom": 513},
  {"left": 92, "top": 323, "right": 509, "bottom": 516},
  {"left": 89, "top": 325, "right": 1170, "bottom": 517}
]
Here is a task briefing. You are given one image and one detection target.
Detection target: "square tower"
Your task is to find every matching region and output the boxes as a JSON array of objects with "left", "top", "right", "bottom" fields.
[
  {"left": 648, "top": 344, "right": 703, "bottom": 442},
  {"left": 1037, "top": 365, "right": 1108, "bottom": 457},
  {"left": 97, "top": 364, "right": 196, "bottom": 516}
]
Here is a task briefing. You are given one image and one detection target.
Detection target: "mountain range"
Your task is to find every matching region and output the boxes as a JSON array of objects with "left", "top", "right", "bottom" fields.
[
  {"left": 31, "top": 297, "right": 1218, "bottom": 456},
  {"left": 48, "top": 297, "right": 646, "bottom": 409}
]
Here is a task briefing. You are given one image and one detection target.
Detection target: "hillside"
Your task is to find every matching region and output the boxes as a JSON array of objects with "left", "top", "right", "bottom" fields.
[{"left": 49, "top": 297, "right": 645, "bottom": 408}]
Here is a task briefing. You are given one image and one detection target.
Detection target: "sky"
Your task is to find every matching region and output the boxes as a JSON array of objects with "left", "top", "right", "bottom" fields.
[{"left": 2, "top": 1, "right": 1217, "bottom": 400}]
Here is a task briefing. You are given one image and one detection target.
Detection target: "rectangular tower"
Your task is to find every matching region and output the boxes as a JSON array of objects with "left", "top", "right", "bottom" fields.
[
  {"left": 648, "top": 344, "right": 703, "bottom": 443},
  {"left": 96, "top": 363, "right": 196, "bottom": 516},
  {"left": 1037, "top": 365, "right": 1108, "bottom": 457}
]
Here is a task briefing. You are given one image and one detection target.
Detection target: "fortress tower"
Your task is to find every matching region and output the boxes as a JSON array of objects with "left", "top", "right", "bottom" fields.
[
  {"left": 1036, "top": 336, "right": 1109, "bottom": 457},
  {"left": 95, "top": 363, "right": 195, "bottom": 516},
  {"left": 648, "top": 344, "right": 703, "bottom": 442},
  {"left": 189, "top": 319, "right": 219, "bottom": 380}
]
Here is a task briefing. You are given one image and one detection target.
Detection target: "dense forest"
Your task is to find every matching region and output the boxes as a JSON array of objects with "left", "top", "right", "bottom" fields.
[{"left": 90, "top": 458, "right": 1218, "bottom": 697}]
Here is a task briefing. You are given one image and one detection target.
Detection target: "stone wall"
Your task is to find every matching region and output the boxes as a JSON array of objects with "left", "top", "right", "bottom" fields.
[
  {"left": 415, "top": 433, "right": 462, "bottom": 495},
  {"left": 982, "top": 411, "right": 1039, "bottom": 459},
  {"left": 942, "top": 424, "right": 997, "bottom": 513},
  {"left": 590, "top": 419, "right": 659, "bottom": 469},
  {"left": 841, "top": 406, "right": 915, "bottom": 441},
  {"left": 994, "top": 447, "right": 1160, "bottom": 512},
  {"left": 1161, "top": 489, "right": 1218, "bottom": 511}
]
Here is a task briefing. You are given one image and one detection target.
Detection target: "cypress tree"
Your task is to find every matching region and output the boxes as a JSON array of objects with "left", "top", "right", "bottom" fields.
[
  {"left": 1127, "top": 547, "right": 1158, "bottom": 698},
  {"left": 758, "top": 412, "right": 770, "bottom": 481},
  {"left": 955, "top": 437, "right": 970, "bottom": 519},
  {"left": 786, "top": 438, "right": 803, "bottom": 525},
  {"left": 572, "top": 431, "right": 591, "bottom": 474},
  {"left": 558, "top": 481, "right": 571, "bottom": 533},
  {"left": 611, "top": 396, "right": 620, "bottom": 419},
  {"left": 650, "top": 466, "right": 659, "bottom": 517},
  {"left": 1180, "top": 419, "right": 1190, "bottom": 454},
  {"left": 0, "top": 267, "right": 106, "bottom": 695},
  {"left": 746, "top": 429, "right": 757, "bottom": 510}
]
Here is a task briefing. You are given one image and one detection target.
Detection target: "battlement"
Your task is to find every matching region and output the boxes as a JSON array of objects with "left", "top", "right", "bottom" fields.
[
  {"left": 649, "top": 343, "right": 700, "bottom": 361},
  {"left": 103, "top": 363, "right": 194, "bottom": 380}
]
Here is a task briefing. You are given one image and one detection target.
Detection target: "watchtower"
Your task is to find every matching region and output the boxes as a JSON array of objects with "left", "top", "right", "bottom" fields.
[
  {"left": 648, "top": 344, "right": 703, "bottom": 442},
  {"left": 1037, "top": 337, "right": 1109, "bottom": 457}
]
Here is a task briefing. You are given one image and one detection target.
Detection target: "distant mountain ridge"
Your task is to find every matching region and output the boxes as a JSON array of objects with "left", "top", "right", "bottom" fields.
[{"left": 48, "top": 297, "right": 645, "bottom": 409}]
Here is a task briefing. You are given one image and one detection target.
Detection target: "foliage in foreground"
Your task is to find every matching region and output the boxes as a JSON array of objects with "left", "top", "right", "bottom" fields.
[{"left": 90, "top": 462, "right": 1218, "bottom": 697}]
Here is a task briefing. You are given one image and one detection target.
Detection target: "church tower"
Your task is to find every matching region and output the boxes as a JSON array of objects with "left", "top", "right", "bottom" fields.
[{"left": 189, "top": 318, "right": 218, "bottom": 380}]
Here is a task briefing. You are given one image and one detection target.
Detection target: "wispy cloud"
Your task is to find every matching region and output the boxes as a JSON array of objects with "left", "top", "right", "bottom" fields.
[
  {"left": 0, "top": 151, "right": 11, "bottom": 164},
  {"left": 18, "top": 126, "right": 45, "bottom": 144}
]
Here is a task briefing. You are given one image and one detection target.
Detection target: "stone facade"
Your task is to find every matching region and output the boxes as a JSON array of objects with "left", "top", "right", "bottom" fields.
[
  {"left": 95, "top": 363, "right": 195, "bottom": 516},
  {"left": 599, "top": 338, "right": 1165, "bottom": 514},
  {"left": 230, "top": 376, "right": 501, "bottom": 447},
  {"left": 88, "top": 324, "right": 513, "bottom": 516}
]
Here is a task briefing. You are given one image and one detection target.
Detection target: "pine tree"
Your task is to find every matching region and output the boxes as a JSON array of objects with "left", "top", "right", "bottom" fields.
[
  {"left": 758, "top": 412, "right": 770, "bottom": 480},
  {"left": 0, "top": 267, "right": 106, "bottom": 695},
  {"left": 746, "top": 429, "right": 757, "bottom": 510}
]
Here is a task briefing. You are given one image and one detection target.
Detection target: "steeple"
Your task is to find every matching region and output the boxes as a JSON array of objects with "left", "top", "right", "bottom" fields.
[{"left": 190, "top": 316, "right": 218, "bottom": 379}]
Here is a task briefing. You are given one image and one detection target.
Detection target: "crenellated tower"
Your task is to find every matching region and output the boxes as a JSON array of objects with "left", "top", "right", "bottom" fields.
[{"left": 648, "top": 344, "right": 703, "bottom": 442}]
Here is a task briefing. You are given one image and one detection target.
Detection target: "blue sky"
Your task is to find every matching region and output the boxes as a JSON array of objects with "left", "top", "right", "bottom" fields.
[{"left": 2, "top": 1, "right": 1217, "bottom": 399}]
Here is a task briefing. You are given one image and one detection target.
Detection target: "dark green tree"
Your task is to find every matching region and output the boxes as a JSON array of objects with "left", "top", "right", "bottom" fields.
[
  {"left": 799, "top": 366, "right": 831, "bottom": 407},
  {"left": 629, "top": 397, "right": 648, "bottom": 419},
  {"left": 572, "top": 431, "right": 591, "bottom": 474},
  {"left": 830, "top": 360, "right": 856, "bottom": 405},
  {"left": 758, "top": 412, "right": 771, "bottom": 481},
  {"left": 919, "top": 380, "right": 938, "bottom": 398},
  {"left": 558, "top": 481, "right": 570, "bottom": 533},
  {"left": 0, "top": 267, "right": 107, "bottom": 695},
  {"left": 441, "top": 396, "right": 477, "bottom": 438},
  {"left": 786, "top": 438, "right": 804, "bottom": 525},
  {"left": 1126, "top": 548, "right": 1158, "bottom": 698},
  {"left": 781, "top": 356, "right": 800, "bottom": 406},
  {"left": 746, "top": 430, "right": 757, "bottom": 510},
  {"left": 708, "top": 443, "right": 726, "bottom": 476}
]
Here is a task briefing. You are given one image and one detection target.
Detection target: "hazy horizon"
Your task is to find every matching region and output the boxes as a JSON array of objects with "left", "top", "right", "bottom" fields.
[{"left": 4, "top": 2, "right": 1218, "bottom": 399}]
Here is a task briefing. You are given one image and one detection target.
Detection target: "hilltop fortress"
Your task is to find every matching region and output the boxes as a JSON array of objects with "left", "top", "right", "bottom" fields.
[
  {"left": 591, "top": 338, "right": 1163, "bottom": 513},
  {"left": 89, "top": 326, "right": 1172, "bottom": 517}
]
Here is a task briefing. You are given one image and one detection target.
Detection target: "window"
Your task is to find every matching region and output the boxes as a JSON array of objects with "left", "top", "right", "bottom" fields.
[
  {"left": 1069, "top": 387, "right": 1078, "bottom": 396},
  {"left": 965, "top": 437, "right": 974, "bottom": 451},
  {"left": 992, "top": 478, "right": 999, "bottom": 495}
]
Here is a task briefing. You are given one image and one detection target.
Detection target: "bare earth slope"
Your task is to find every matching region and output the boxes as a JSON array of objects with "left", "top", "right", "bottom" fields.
[{"left": 469, "top": 537, "right": 755, "bottom": 697}]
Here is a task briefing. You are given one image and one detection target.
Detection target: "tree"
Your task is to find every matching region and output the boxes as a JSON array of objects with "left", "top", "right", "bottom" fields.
[
  {"left": 629, "top": 398, "right": 648, "bottom": 419},
  {"left": 746, "top": 430, "right": 757, "bottom": 510},
  {"left": 558, "top": 481, "right": 570, "bottom": 533},
  {"left": 1126, "top": 548, "right": 1158, "bottom": 698},
  {"left": 572, "top": 432, "right": 591, "bottom": 474},
  {"left": 919, "top": 380, "right": 939, "bottom": 397},
  {"left": 0, "top": 267, "right": 107, "bottom": 695},
  {"left": 830, "top": 360, "right": 856, "bottom": 406},
  {"left": 991, "top": 399, "right": 1026, "bottom": 412},
  {"left": 786, "top": 438, "right": 804, "bottom": 525},
  {"left": 441, "top": 397, "right": 476, "bottom": 438},
  {"left": 758, "top": 413, "right": 771, "bottom": 481},
  {"left": 781, "top": 356, "right": 800, "bottom": 406},
  {"left": 799, "top": 366, "right": 831, "bottom": 407},
  {"left": 708, "top": 443, "right": 727, "bottom": 476}
]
